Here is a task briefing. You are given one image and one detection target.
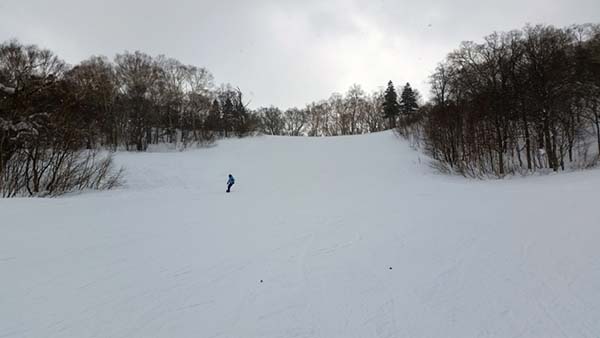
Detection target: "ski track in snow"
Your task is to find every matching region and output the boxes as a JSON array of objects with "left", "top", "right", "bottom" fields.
[{"left": 1, "top": 131, "right": 600, "bottom": 338}]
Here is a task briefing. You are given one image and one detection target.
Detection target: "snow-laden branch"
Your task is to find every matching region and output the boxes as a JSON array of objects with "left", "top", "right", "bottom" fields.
[{"left": 0, "top": 83, "right": 15, "bottom": 94}]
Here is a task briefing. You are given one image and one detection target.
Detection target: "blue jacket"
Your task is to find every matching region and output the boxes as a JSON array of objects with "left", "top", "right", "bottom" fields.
[{"left": 227, "top": 176, "right": 235, "bottom": 185}]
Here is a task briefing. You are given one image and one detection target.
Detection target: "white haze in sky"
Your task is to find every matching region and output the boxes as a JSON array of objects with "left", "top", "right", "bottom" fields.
[{"left": 1, "top": 0, "right": 598, "bottom": 108}]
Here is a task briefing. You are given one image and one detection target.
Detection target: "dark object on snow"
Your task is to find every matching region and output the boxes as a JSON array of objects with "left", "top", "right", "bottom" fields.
[
  {"left": 226, "top": 174, "right": 235, "bottom": 193},
  {"left": 260, "top": 280, "right": 263, "bottom": 283},
  {"left": 389, "top": 267, "right": 392, "bottom": 270}
]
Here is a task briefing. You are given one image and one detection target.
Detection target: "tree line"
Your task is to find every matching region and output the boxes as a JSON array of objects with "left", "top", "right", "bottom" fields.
[
  {"left": 417, "top": 24, "right": 600, "bottom": 177},
  {"left": 256, "top": 82, "right": 419, "bottom": 136}
]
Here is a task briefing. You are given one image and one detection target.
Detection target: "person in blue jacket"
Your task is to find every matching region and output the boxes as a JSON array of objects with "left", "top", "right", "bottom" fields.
[{"left": 226, "top": 174, "right": 235, "bottom": 193}]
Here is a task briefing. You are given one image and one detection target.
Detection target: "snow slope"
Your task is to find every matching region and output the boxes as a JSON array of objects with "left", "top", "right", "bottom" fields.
[{"left": 1, "top": 131, "right": 600, "bottom": 338}]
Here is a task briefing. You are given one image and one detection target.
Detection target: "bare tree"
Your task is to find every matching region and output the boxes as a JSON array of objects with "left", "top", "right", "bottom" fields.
[
  {"left": 259, "top": 106, "right": 285, "bottom": 135},
  {"left": 284, "top": 107, "right": 307, "bottom": 136}
]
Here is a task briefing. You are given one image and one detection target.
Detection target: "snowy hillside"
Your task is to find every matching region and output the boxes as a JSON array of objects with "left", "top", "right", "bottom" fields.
[{"left": 1, "top": 131, "right": 600, "bottom": 338}]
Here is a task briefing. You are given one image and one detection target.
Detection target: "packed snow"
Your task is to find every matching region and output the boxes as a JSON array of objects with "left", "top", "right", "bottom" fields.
[{"left": 1, "top": 131, "right": 600, "bottom": 338}]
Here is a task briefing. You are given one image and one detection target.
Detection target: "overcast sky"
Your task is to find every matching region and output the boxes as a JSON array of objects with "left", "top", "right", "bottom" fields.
[{"left": 1, "top": 0, "right": 598, "bottom": 108}]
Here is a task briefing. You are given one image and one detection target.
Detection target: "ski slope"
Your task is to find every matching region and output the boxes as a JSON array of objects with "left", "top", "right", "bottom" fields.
[{"left": 1, "top": 131, "right": 600, "bottom": 338}]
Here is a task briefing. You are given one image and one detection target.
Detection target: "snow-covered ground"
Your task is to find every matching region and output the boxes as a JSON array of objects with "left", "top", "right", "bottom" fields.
[{"left": 1, "top": 131, "right": 600, "bottom": 338}]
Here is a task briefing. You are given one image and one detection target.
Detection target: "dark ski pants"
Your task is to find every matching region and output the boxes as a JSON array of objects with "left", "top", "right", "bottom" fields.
[{"left": 227, "top": 183, "right": 234, "bottom": 192}]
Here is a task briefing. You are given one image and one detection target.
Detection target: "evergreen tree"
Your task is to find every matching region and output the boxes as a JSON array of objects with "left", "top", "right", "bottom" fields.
[
  {"left": 381, "top": 80, "right": 400, "bottom": 129},
  {"left": 399, "top": 82, "right": 418, "bottom": 116},
  {"left": 399, "top": 82, "right": 419, "bottom": 127}
]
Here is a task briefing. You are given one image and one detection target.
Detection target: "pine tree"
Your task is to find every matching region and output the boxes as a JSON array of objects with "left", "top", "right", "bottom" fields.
[
  {"left": 382, "top": 80, "right": 400, "bottom": 129},
  {"left": 399, "top": 82, "right": 418, "bottom": 116}
]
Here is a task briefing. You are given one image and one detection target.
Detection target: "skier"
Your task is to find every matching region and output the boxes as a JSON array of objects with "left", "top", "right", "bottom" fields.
[{"left": 226, "top": 174, "right": 235, "bottom": 193}]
